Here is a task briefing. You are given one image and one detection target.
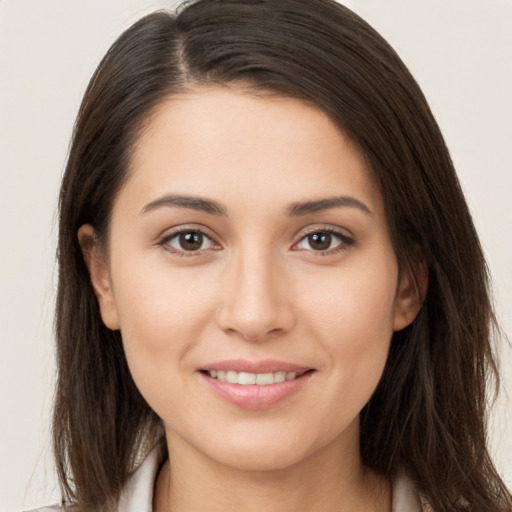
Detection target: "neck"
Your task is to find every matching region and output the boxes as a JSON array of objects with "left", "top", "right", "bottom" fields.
[{"left": 153, "top": 423, "right": 391, "bottom": 512}]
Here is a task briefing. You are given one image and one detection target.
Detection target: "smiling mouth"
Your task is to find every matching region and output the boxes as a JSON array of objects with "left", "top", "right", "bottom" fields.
[
  {"left": 199, "top": 364, "right": 315, "bottom": 408},
  {"left": 201, "top": 369, "right": 312, "bottom": 385}
]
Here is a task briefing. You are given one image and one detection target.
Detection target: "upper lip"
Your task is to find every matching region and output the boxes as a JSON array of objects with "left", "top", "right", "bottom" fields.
[{"left": 200, "top": 359, "right": 312, "bottom": 374}]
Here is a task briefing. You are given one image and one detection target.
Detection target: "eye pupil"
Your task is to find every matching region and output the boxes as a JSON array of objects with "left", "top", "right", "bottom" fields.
[
  {"left": 179, "top": 231, "right": 203, "bottom": 251},
  {"left": 308, "top": 232, "right": 332, "bottom": 251}
]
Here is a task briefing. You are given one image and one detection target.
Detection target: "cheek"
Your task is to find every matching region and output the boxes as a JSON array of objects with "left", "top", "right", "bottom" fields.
[
  {"left": 109, "top": 257, "right": 217, "bottom": 409},
  {"left": 297, "top": 257, "right": 398, "bottom": 401},
  {"left": 113, "top": 253, "right": 217, "bottom": 335},
  {"left": 301, "top": 259, "right": 398, "bottom": 344}
]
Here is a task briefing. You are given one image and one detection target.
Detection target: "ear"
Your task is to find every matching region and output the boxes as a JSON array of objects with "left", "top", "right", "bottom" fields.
[
  {"left": 393, "top": 256, "right": 428, "bottom": 332},
  {"left": 78, "top": 225, "right": 120, "bottom": 330}
]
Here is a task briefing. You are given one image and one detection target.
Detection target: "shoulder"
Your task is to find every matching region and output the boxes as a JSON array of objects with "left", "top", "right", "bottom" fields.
[{"left": 19, "top": 443, "right": 164, "bottom": 512}]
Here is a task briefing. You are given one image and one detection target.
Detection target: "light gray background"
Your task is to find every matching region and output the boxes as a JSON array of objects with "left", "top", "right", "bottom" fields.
[{"left": 1, "top": 1, "right": 510, "bottom": 510}]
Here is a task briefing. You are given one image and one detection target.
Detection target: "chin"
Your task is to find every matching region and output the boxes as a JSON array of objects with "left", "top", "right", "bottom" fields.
[
  {"left": 192, "top": 426, "right": 335, "bottom": 473},
  {"left": 210, "top": 444, "right": 309, "bottom": 473}
]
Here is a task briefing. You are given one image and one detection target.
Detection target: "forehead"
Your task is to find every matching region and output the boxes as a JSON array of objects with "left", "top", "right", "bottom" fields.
[{"left": 123, "top": 86, "right": 383, "bottom": 218}]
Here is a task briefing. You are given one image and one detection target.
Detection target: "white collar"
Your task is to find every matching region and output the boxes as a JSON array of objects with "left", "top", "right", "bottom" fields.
[
  {"left": 115, "top": 446, "right": 424, "bottom": 512},
  {"left": 115, "top": 445, "right": 162, "bottom": 512},
  {"left": 392, "top": 472, "right": 424, "bottom": 512}
]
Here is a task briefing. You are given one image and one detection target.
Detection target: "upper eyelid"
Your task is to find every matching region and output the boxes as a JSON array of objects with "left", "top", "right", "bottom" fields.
[
  {"left": 293, "top": 224, "right": 354, "bottom": 241},
  {"left": 159, "top": 224, "right": 218, "bottom": 241}
]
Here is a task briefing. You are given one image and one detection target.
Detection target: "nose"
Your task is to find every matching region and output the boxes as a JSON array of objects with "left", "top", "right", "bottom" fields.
[{"left": 215, "top": 246, "right": 296, "bottom": 341}]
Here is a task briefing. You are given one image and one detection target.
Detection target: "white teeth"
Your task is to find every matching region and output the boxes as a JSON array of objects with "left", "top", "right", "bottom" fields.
[
  {"left": 237, "top": 372, "right": 256, "bottom": 385},
  {"left": 256, "top": 372, "right": 274, "bottom": 385},
  {"left": 226, "top": 371, "right": 238, "bottom": 384},
  {"left": 207, "top": 370, "right": 301, "bottom": 385},
  {"left": 274, "top": 371, "right": 286, "bottom": 383}
]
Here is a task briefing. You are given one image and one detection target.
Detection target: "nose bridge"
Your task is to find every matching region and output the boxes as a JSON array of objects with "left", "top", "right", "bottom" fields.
[{"left": 216, "top": 242, "right": 293, "bottom": 340}]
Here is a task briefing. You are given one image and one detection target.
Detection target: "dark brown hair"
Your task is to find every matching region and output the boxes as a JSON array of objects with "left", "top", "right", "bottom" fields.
[{"left": 54, "top": 1, "right": 511, "bottom": 510}]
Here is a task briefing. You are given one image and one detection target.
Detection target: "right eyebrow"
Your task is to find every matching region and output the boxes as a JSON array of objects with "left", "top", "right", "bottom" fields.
[{"left": 140, "top": 194, "right": 228, "bottom": 216}]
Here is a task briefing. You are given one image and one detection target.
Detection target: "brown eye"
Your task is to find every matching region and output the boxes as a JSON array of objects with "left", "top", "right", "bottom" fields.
[
  {"left": 295, "top": 229, "right": 351, "bottom": 253},
  {"left": 179, "top": 231, "right": 203, "bottom": 251},
  {"left": 165, "top": 230, "right": 215, "bottom": 252},
  {"left": 307, "top": 232, "right": 333, "bottom": 251}
]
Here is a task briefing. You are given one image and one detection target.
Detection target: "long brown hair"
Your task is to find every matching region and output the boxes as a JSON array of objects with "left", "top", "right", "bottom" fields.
[{"left": 54, "top": 1, "right": 511, "bottom": 510}]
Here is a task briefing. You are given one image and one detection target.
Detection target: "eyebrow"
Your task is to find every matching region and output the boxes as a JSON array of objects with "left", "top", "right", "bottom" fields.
[
  {"left": 140, "top": 194, "right": 372, "bottom": 217},
  {"left": 286, "top": 196, "right": 373, "bottom": 217},
  {"left": 141, "top": 195, "right": 228, "bottom": 216}
]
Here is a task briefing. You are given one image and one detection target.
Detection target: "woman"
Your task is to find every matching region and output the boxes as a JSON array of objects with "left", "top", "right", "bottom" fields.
[{"left": 37, "top": 0, "right": 511, "bottom": 510}]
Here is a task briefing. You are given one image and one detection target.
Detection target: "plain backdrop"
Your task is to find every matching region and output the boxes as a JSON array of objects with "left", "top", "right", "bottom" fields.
[{"left": 0, "top": 1, "right": 511, "bottom": 510}]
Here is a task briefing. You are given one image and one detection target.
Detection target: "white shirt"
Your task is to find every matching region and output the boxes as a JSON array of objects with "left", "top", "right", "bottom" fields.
[{"left": 28, "top": 446, "right": 425, "bottom": 512}]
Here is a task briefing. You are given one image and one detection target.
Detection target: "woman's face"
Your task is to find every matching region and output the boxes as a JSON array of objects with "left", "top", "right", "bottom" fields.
[{"left": 83, "top": 87, "right": 419, "bottom": 472}]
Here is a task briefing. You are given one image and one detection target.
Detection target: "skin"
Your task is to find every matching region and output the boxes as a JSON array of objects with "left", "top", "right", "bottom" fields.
[{"left": 79, "top": 87, "right": 423, "bottom": 512}]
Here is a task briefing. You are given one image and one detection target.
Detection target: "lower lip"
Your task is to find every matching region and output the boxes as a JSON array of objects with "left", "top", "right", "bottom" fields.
[{"left": 199, "top": 371, "right": 314, "bottom": 409}]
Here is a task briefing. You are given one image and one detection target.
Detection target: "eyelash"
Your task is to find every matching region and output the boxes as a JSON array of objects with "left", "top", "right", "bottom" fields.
[
  {"left": 294, "top": 227, "right": 355, "bottom": 256},
  {"left": 157, "top": 226, "right": 355, "bottom": 257},
  {"left": 157, "top": 227, "right": 220, "bottom": 257}
]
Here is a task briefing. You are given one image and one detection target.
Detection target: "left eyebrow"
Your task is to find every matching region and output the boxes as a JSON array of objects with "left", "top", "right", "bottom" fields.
[{"left": 286, "top": 196, "right": 373, "bottom": 217}]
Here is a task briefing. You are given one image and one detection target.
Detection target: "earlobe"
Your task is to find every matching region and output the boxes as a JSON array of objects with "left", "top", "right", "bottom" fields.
[
  {"left": 77, "top": 225, "right": 120, "bottom": 330},
  {"left": 393, "top": 258, "right": 428, "bottom": 332}
]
